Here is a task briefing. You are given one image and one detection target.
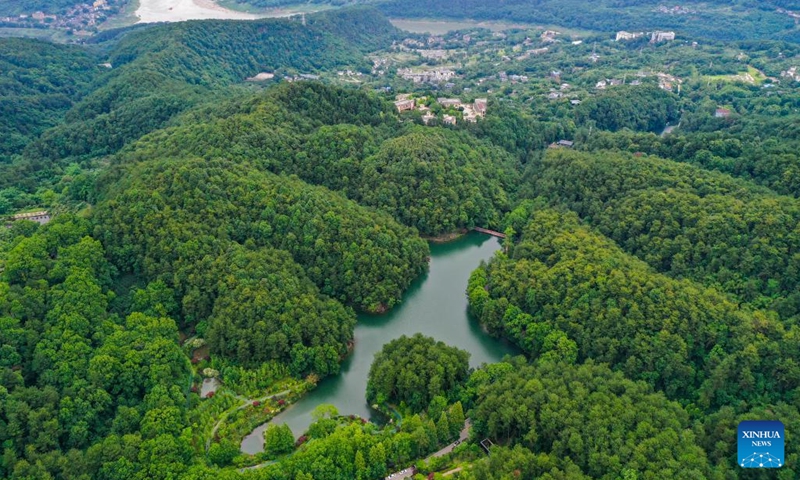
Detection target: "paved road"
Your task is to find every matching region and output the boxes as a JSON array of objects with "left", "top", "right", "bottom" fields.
[
  {"left": 385, "top": 466, "right": 416, "bottom": 480},
  {"left": 206, "top": 389, "right": 292, "bottom": 451},
  {"left": 384, "top": 419, "right": 472, "bottom": 479},
  {"left": 426, "top": 419, "right": 472, "bottom": 460}
]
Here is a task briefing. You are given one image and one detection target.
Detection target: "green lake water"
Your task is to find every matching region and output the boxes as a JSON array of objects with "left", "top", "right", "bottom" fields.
[{"left": 241, "top": 233, "right": 518, "bottom": 454}]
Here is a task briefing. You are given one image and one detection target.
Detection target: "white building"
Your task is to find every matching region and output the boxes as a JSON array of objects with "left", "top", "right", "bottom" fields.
[
  {"left": 650, "top": 31, "right": 676, "bottom": 43},
  {"left": 616, "top": 31, "right": 644, "bottom": 41}
]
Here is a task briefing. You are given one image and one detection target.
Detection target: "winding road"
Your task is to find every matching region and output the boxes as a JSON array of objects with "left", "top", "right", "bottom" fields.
[
  {"left": 205, "top": 389, "right": 291, "bottom": 451},
  {"left": 385, "top": 420, "right": 472, "bottom": 480}
]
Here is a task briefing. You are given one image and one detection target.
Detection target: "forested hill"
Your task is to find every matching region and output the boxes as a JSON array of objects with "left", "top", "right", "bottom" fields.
[
  {"left": 101, "top": 82, "right": 519, "bottom": 237},
  {"left": 0, "top": 38, "right": 100, "bottom": 160},
  {"left": 0, "top": 7, "right": 397, "bottom": 192},
  {"left": 375, "top": 0, "right": 799, "bottom": 42}
]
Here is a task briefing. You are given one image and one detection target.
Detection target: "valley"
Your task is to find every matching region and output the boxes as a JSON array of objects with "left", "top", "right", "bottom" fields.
[{"left": 0, "top": 3, "right": 799, "bottom": 479}]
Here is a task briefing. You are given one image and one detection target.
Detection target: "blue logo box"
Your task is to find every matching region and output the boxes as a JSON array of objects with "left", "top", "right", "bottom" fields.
[{"left": 738, "top": 420, "right": 784, "bottom": 468}]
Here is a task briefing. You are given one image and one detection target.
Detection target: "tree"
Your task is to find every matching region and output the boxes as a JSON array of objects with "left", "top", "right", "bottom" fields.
[
  {"left": 354, "top": 450, "right": 366, "bottom": 480},
  {"left": 436, "top": 412, "right": 451, "bottom": 444},
  {"left": 367, "top": 334, "right": 470, "bottom": 413},
  {"left": 264, "top": 424, "right": 295, "bottom": 457},
  {"left": 468, "top": 358, "right": 716, "bottom": 478},
  {"left": 207, "top": 440, "right": 239, "bottom": 467},
  {"left": 448, "top": 402, "right": 465, "bottom": 438},
  {"left": 368, "top": 442, "right": 387, "bottom": 478}
]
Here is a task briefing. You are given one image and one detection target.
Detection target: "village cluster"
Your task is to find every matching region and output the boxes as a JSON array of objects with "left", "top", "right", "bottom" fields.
[
  {"left": 393, "top": 95, "right": 487, "bottom": 125},
  {"left": 0, "top": 0, "right": 121, "bottom": 35}
]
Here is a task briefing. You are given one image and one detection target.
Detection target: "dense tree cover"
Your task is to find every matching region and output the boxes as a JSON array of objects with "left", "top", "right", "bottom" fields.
[
  {"left": 93, "top": 157, "right": 429, "bottom": 314},
  {"left": 0, "top": 39, "right": 99, "bottom": 162},
  {"left": 110, "top": 83, "right": 519, "bottom": 236},
  {"left": 530, "top": 149, "right": 800, "bottom": 319},
  {"left": 375, "top": 0, "right": 798, "bottom": 42},
  {"left": 584, "top": 112, "right": 800, "bottom": 198},
  {"left": 4, "top": 5, "right": 800, "bottom": 479},
  {"left": 203, "top": 245, "right": 355, "bottom": 376},
  {"left": 1, "top": 7, "right": 398, "bottom": 194},
  {"left": 356, "top": 129, "right": 517, "bottom": 235},
  {"left": 367, "top": 334, "right": 470, "bottom": 412},
  {"left": 0, "top": 215, "right": 193, "bottom": 479},
  {"left": 469, "top": 208, "right": 799, "bottom": 407},
  {"left": 465, "top": 358, "right": 717, "bottom": 479},
  {"left": 575, "top": 85, "right": 679, "bottom": 133},
  {"left": 471, "top": 102, "right": 569, "bottom": 163}
]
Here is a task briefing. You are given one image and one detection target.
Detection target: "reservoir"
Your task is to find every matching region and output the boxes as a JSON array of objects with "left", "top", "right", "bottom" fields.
[{"left": 241, "top": 233, "right": 518, "bottom": 454}]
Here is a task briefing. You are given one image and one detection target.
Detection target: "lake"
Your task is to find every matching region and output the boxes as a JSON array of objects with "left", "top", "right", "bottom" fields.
[{"left": 241, "top": 232, "right": 518, "bottom": 454}]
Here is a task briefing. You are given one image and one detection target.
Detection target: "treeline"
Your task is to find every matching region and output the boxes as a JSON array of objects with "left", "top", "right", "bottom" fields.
[
  {"left": 529, "top": 149, "right": 800, "bottom": 319},
  {"left": 111, "top": 83, "right": 519, "bottom": 236}
]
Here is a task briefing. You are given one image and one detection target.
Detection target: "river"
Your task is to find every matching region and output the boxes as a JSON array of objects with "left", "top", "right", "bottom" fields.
[
  {"left": 135, "top": 0, "right": 319, "bottom": 23},
  {"left": 241, "top": 233, "right": 518, "bottom": 454}
]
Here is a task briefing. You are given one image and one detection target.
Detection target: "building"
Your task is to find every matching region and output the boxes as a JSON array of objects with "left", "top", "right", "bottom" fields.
[
  {"left": 715, "top": 108, "right": 732, "bottom": 118},
  {"left": 650, "top": 31, "right": 676, "bottom": 43},
  {"left": 657, "top": 72, "right": 681, "bottom": 91},
  {"left": 474, "top": 98, "right": 487, "bottom": 116},
  {"left": 442, "top": 115, "right": 457, "bottom": 125},
  {"left": 246, "top": 72, "right": 274, "bottom": 81},
  {"left": 422, "top": 113, "right": 436, "bottom": 125},
  {"left": 437, "top": 98, "right": 462, "bottom": 108},
  {"left": 570, "top": 99, "right": 582, "bottom": 106},
  {"left": 616, "top": 31, "right": 643, "bottom": 41},
  {"left": 11, "top": 211, "right": 50, "bottom": 225},
  {"left": 398, "top": 68, "right": 456, "bottom": 84},
  {"left": 541, "top": 30, "right": 560, "bottom": 42},
  {"left": 549, "top": 140, "right": 575, "bottom": 149},
  {"left": 418, "top": 49, "right": 448, "bottom": 60},
  {"left": 394, "top": 99, "right": 416, "bottom": 112}
]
